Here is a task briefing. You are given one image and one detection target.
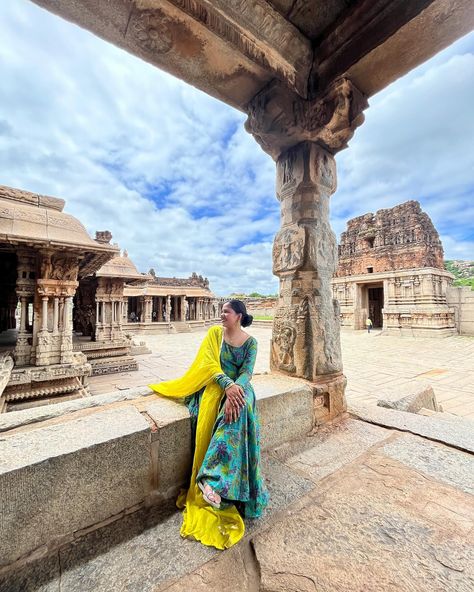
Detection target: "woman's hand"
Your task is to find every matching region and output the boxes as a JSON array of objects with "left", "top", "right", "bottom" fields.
[
  {"left": 225, "top": 383, "right": 245, "bottom": 409},
  {"left": 224, "top": 398, "right": 241, "bottom": 424}
]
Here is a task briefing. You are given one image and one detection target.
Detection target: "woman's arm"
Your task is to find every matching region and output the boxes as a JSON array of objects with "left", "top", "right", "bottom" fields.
[
  {"left": 214, "top": 373, "right": 234, "bottom": 391},
  {"left": 235, "top": 338, "right": 257, "bottom": 389}
]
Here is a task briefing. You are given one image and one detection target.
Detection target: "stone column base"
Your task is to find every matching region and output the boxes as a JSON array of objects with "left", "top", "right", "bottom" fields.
[{"left": 310, "top": 373, "right": 347, "bottom": 426}]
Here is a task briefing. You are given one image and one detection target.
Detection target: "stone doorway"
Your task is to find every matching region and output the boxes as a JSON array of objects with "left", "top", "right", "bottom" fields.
[{"left": 368, "top": 286, "right": 384, "bottom": 328}]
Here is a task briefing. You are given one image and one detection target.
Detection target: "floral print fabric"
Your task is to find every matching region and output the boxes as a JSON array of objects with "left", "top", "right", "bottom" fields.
[{"left": 185, "top": 336, "right": 269, "bottom": 518}]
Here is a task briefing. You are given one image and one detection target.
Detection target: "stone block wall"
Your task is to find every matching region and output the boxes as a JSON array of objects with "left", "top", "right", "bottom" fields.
[
  {"left": 446, "top": 286, "right": 474, "bottom": 335},
  {"left": 0, "top": 375, "right": 313, "bottom": 574}
]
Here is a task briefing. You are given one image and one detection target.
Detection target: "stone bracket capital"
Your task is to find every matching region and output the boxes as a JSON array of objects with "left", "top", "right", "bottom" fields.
[{"left": 245, "top": 77, "right": 368, "bottom": 160}]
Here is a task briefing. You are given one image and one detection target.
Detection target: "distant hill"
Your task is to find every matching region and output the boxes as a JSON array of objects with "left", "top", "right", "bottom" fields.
[{"left": 445, "top": 260, "right": 474, "bottom": 289}]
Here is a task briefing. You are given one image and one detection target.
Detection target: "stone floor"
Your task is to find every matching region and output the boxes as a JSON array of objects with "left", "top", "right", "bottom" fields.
[
  {"left": 3, "top": 416, "right": 473, "bottom": 592},
  {"left": 89, "top": 327, "right": 474, "bottom": 418}
]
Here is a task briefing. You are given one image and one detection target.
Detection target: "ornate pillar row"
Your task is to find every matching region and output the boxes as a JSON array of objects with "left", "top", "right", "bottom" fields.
[{"left": 245, "top": 76, "right": 367, "bottom": 423}]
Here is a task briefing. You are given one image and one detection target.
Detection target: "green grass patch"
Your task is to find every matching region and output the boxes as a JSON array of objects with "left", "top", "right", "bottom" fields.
[{"left": 253, "top": 315, "right": 273, "bottom": 321}]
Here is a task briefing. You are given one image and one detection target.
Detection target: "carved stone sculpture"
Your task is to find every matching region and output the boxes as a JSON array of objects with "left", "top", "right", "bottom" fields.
[
  {"left": 245, "top": 77, "right": 367, "bottom": 160},
  {"left": 245, "top": 79, "right": 367, "bottom": 421}
]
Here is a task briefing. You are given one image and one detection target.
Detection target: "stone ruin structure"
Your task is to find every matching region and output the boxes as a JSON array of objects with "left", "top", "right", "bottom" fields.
[
  {"left": 25, "top": 0, "right": 474, "bottom": 423},
  {"left": 0, "top": 185, "right": 118, "bottom": 411},
  {"left": 124, "top": 271, "right": 221, "bottom": 335},
  {"left": 73, "top": 243, "right": 152, "bottom": 376},
  {"left": 332, "top": 201, "right": 456, "bottom": 336},
  {"left": 0, "top": 184, "right": 219, "bottom": 410}
]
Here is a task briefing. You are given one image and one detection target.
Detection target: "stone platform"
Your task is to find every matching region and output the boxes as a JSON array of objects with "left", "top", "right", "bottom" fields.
[{"left": 1, "top": 407, "right": 472, "bottom": 592}]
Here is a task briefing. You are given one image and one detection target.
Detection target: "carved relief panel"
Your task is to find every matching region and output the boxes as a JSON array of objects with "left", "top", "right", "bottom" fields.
[{"left": 272, "top": 225, "right": 305, "bottom": 274}]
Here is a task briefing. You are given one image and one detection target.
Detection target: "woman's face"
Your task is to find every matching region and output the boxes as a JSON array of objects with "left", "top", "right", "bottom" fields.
[{"left": 221, "top": 302, "right": 241, "bottom": 327}]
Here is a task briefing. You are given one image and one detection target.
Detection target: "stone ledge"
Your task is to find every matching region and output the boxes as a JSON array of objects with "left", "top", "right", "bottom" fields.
[
  {"left": 0, "top": 374, "right": 313, "bottom": 572},
  {"left": 0, "top": 386, "right": 153, "bottom": 433},
  {"left": 349, "top": 401, "right": 474, "bottom": 453}
]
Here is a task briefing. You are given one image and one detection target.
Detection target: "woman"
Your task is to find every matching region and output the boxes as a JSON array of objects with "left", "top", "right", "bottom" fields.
[{"left": 149, "top": 299, "right": 268, "bottom": 550}]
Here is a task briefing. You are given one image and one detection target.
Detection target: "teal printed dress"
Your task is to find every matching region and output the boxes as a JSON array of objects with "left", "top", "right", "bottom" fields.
[{"left": 185, "top": 336, "right": 269, "bottom": 518}]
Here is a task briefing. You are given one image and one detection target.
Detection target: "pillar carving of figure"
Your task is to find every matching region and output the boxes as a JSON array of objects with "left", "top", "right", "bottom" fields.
[
  {"left": 166, "top": 295, "right": 171, "bottom": 323},
  {"left": 245, "top": 76, "right": 367, "bottom": 423}
]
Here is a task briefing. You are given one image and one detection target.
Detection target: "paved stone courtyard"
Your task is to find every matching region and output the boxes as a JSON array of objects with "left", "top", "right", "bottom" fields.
[{"left": 89, "top": 327, "right": 474, "bottom": 419}]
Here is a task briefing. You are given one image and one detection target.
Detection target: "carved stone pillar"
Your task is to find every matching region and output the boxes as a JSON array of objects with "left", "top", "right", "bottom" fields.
[
  {"left": 271, "top": 142, "right": 342, "bottom": 379},
  {"left": 157, "top": 297, "right": 163, "bottom": 321},
  {"left": 183, "top": 296, "right": 188, "bottom": 322},
  {"left": 144, "top": 296, "right": 153, "bottom": 324},
  {"left": 198, "top": 298, "right": 203, "bottom": 321},
  {"left": 60, "top": 296, "right": 73, "bottom": 364},
  {"left": 53, "top": 297, "right": 59, "bottom": 335},
  {"left": 41, "top": 296, "right": 49, "bottom": 331},
  {"left": 245, "top": 77, "right": 367, "bottom": 424},
  {"left": 166, "top": 295, "right": 171, "bottom": 323}
]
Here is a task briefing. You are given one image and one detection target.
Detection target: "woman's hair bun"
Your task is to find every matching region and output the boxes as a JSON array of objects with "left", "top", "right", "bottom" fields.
[
  {"left": 242, "top": 313, "right": 253, "bottom": 328},
  {"left": 227, "top": 299, "right": 253, "bottom": 327}
]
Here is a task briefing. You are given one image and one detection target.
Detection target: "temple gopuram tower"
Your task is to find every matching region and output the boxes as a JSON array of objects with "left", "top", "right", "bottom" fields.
[{"left": 332, "top": 201, "right": 456, "bottom": 337}]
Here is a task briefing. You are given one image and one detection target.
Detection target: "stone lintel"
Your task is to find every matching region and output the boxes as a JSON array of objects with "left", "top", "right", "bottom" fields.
[
  {"left": 332, "top": 267, "right": 455, "bottom": 286},
  {"left": 315, "top": 0, "right": 436, "bottom": 92},
  {"left": 30, "top": 0, "right": 309, "bottom": 111},
  {"left": 344, "top": 0, "right": 474, "bottom": 97},
  {"left": 245, "top": 77, "right": 368, "bottom": 160},
  {"left": 164, "top": 0, "right": 312, "bottom": 98}
]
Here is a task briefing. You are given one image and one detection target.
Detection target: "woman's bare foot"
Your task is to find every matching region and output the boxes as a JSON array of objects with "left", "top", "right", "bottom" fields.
[
  {"left": 203, "top": 484, "right": 221, "bottom": 505},
  {"left": 198, "top": 481, "right": 221, "bottom": 508}
]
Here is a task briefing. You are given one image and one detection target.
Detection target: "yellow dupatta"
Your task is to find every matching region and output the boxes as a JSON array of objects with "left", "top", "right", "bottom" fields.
[{"left": 148, "top": 325, "right": 245, "bottom": 549}]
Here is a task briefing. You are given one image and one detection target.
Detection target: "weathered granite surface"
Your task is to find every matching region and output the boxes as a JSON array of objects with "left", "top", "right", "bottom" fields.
[
  {"left": 0, "top": 386, "right": 152, "bottom": 432},
  {"left": 0, "top": 555, "right": 60, "bottom": 592},
  {"left": 145, "top": 399, "right": 192, "bottom": 498},
  {"left": 349, "top": 401, "right": 474, "bottom": 453},
  {"left": 2, "top": 416, "right": 474, "bottom": 592},
  {"left": 382, "top": 433, "right": 474, "bottom": 495},
  {"left": 254, "top": 374, "right": 313, "bottom": 449},
  {"left": 252, "top": 452, "right": 474, "bottom": 592},
  {"left": 0, "top": 407, "right": 151, "bottom": 568},
  {"left": 272, "top": 418, "right": 392, "bottom": 482}
]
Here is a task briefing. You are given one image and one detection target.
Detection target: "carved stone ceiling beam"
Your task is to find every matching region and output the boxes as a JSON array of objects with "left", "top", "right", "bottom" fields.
[
  {"left": 314, "top": 0, "right": 474, "bottom": 97},
  {"left": 163, "top": 0, "right": 312, "bottom": 98},
  {"left": 30, "top": 0, "right": 312, "bottom": 110}
]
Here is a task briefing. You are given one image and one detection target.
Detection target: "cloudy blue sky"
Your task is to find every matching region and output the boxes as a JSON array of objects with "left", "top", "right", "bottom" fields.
[{"left": 0, "top": 2, "right": 473, "bottom": 295}]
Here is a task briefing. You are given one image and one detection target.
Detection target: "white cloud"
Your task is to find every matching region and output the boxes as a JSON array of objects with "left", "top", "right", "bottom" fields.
[{"left": 0, "top": 2, "right": 472, "bottom": 299}]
